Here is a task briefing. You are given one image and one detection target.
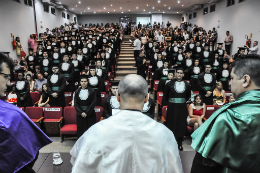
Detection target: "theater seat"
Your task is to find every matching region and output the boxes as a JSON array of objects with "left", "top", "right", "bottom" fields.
[
  {"left": 43, "top": 107, "right": 63, "bottom": 135},
  {"left": 108, "top": 72, "right": 112, "bottom": 81},
  {"left": 60, "top": 107, "right": 77, "bottom": 142},
  {"left": 104, "top": 80, "right": 110, "bottom": 94},
  {"left": 25, "top": 107, "right": 44, "bottom": 128},
  {"left": 162, "top": 106, "right": 167, "bottom": 122},
  {"left": 95, "top": 106, "right": 104, "bottom": 122},
  {"left": 19, "top": 107, "right": 25, "bottom": 111},
  {"left": 64, "top": 92, "right": 73, "bottom": 106},
  {"left": 204, "top": 105, "right": 219, "bottom": 120},
  {"left": 101, "top": 92, "right": 107, "bottom": 106},
  {"left": 30, "top": 92, "right": 40, "bottom": 105},
  {"left": 225, "top": 91, "right": 232, "bottom": 103}
]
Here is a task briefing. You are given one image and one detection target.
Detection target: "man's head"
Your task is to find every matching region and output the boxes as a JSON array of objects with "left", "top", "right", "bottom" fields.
[
  {"left": 205, "top": 65, "right": 212, "bottom": 73},
  {"left": 110, "top": 81, "right": 119, "bottom": 96},
  {"left": 168, "top": 69, "right": 175, "bottom": 80},
  {"left": 52, "top": 66, "right": 59, "bottom": 74},
  {"left": 229, "top": 94, "right": 235, "bottom": 103},
  {"left": 0, "top": 53, "right": 13, "bottom": 96},
  {"left": 117, "top": 74, "right": 148, "bottom": 110},
  {"left": 226, "top": 31, "right": 229, "bottom": 36},
  {"left": 14, "top": 60, "right": 18, "bottom": 65},
  {"left": 253, "top": 41, "right": 258, "bottom": 47},
  {"left": 230, "top": 55, "right": 260, "bottom": 99},
  {"left": 37, "top": 73, "right": 44, "bottom": 80},
  {"left": 176, "top": 67, "right": 184, "bottom": 81},
  {"left": 194, "top": 59, "right": 199, "bottom": 66},
  {"left": 17, "top": 71, "right": 24, "bottom": 80},
  {"left": 80, "top": 76, "right": 88, "bottom": 89},
  {"left": 63, "top": 54, "right": 69, "bottom": 62}
]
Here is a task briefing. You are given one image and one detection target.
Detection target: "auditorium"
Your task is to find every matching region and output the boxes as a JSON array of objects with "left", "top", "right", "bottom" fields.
[{"left": 0, "top": 0, "right": 259, "bottom": 172}]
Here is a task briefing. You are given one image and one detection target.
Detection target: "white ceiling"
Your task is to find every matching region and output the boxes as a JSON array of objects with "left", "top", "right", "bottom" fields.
[{"left": 53, "top": 0, "right": 212, "bottom": 15}]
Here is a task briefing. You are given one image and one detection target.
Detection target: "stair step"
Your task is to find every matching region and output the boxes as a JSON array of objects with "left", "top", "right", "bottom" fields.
[
  {"left": 113, "top": 76, "right": 124, "bottom": 82},
  {"left": 116, "top": 70, "right": 137, "bottom": 76},
  {"left": 118, "top": 58, "right": 135, "bottom": 62},
  {"left": 117, "top": 61, "right": 135, "bottom": 65},
  {"left": 119, "top": 54, "right": 134, "bottom": 57},
  {"left": 121, "top": 45, "right": 132, "bottom": 47},
  {"left": 117, "top": 66, "right": 137, "bottom": 70},
  {"left": 120, "top": 51, "right": 134, "bottom": 54}
]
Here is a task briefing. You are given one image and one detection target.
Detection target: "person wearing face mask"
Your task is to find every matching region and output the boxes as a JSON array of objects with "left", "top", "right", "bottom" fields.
[
  {"left": 74, "top": 75, "right": 96, "bottom": 138},
  {"left": 59, "top": 53, "right": 75, "bottom": 92},
  {"left": 164, "top": 66, "right": 191, "bottom": 151},
  {"left": 46, "top": 65, "right": 66, "bottom": 107},
  {"left": 88, "top": 65, "right": 106, "bottom": 106},
  {"left": 191, "top": 55, "right": 260, "bottom": 173},
  {"left": 197, "top": 64, "right": 216, "bottom": 105},
  {"left": 16, "top": 70, "right": 33, "bottom": 108},
  {"left": 103, "top": 81, "right": 120, "bottom": 119}
]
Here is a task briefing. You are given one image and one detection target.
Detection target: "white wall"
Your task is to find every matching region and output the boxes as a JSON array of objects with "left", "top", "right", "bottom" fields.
[
  {"left": 162, "top": 14, "right": 182, "bottom": 27},
  {"left": 181, "top": 0, "right": 260, "bottom": 55},
  {"left": 136, "top": 17, "right": 150, "bottom": 25},
  {"left": 0, "top": 0, "right": 77, "bottom": 60},
  {"left": 151, "top": 14, "right": 162, "bottom": 25}
]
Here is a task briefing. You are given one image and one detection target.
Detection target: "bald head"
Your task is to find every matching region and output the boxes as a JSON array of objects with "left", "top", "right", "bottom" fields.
[{"left": 118, "top": 74, "right": 148, "bottom": 102}]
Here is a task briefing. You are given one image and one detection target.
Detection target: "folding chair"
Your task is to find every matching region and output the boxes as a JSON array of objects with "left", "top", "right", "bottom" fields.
[{"left": 25, "top": 107, "right": 44, "bottom": 128}]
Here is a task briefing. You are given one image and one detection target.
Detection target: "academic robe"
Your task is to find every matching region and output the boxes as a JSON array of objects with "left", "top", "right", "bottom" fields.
[
  {"left": 39, "top": 58, "right": 53, "bottom": 78},
  {"left": 189, "top": 66, "right": 202, "bottom": 91},
  {"left": 217, "top": 48, "right": 224, "bottom": 61},
  {"left": 74, "top": 87, "right": 96, "bottom": 138},
  {"left": 59, "top": 62, "right": 75, "bottom": 92},
  {"left": 217, "top": 68, "right": 230, "bottom": 91},
  {"left": 194, "top": 46, "right": 202, "bottom": 59},
  {"left": 155, "top": 67, "right": 168, "bottom": 80},
  {"left": 142, "top": 97, "right": 155, "bottom": 119},
  {"left": 88, "top": 75, "right": 106, "bottom": 106},
  {"left": 164, "top": 79, "right": 191, "bottom": 138},
  {"left": 103, "top": 94, "right": 120, "bottom": 119},
  {"left": 47, "top": 73, "right": 66, "bottom": 107},
  {"left": 71, "top": 59, "right": 84, "bottom": 81},
  {"left": 60, "top": 47, "right": 67, "bottom": 55},
  {"left": 51, "top": 52, "right": 62, "bottom": 65},
  {"left": 186, "top": 43, "right": 195, "bottom": 52},
  {"left": 198, "top": 72, "right": 216, "bottom": 105},
  {"left": 191, "top": 90, "right": 260, "bottom": 173},
  {"left": 36, "top": 50, "right": 43, "bottom": 63},
  {"left": 158, "top": 78, "right": 172, "bottom": 106},
  {"left": 136, "top": 56, "right": 146, "bottom": 79},
  {"left": 200, "top": 51, "right": 213, "bottom": 69},
  {"left": 184, "top": 58, "right": 193, "bottom": 80},
  {"left": 70, "top": 110, "right": 183, "bottom": 173},
  {"left": 212, "top": 58, "right": 222, "bottom": 76},
  {"left": 175, "top": 53, "right": 185, "bottom": 67},
  {"left": 16, "top": 79, "right": 33, "bottom": 108},
  {"left": 0, "top": 100, "right": 52, "bottom": 173},
  {"left": 96, "top": 68, "right": 108, "bottom": 81},
  {"left": 26, "top": 55, "right": 38, "bottom": 69}
]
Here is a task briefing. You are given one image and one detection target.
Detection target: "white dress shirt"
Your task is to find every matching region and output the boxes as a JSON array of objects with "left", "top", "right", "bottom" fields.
[
  {"left": 134, "top": 39, "right": 141, "bottom": 50},
  {"left": 248, "top": 46, "right": 259, "bottom": 54}
]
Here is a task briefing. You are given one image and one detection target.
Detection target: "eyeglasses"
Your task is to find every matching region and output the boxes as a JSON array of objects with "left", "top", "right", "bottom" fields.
[{"left": 0, "top": 72, "right": 11, "bottom": 80}]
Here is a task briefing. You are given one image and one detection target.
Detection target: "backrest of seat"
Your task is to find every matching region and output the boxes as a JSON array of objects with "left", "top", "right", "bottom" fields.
[
  {"left": 30, "top": 92, "right": 40, "bottom": 105},
  {"left": 150, "top": 72, "right": 154, "bottom": 79},
  {"left": 154, "top": 80, "right": 160, "bottom": 91},
  {"left": 25, "top": 107, "right": 43, "bottom": 119},
  {"left": 101, "top": 92, "right": 107, "bottom": 106},
  {"left": 205, "top": 105, "right": 219, "bottom": 119},
  {"left": 64, "top": 92, "right": 73, "bottom": 107},
  {"left": 162, "top": 106, "right": 167, "bottom": 119},
  {"left": 95, "top": 106, "right": 103, "bottom": 122},
  {"left": 108, "top": 72, "right": 112, "bottom": 81},
  {"left": 157, "top": 92, "right": 163, "bottom": 105},
  {"left": 148, "top": 65, "right": 152, "bottom": 73},
  {"left": 44, "top": 107, "right": 63, "bottom": 119},
  {"left": 63, "top": 107, "right": 77, "bottom": 124},
  {"left": 19, "top": 107, "right": 25, "bottom": 111}
]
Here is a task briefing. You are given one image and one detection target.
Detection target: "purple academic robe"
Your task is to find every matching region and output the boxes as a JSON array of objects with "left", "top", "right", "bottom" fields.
[{"left": 0, "top": 100, "right": 52, "bottom": 173}]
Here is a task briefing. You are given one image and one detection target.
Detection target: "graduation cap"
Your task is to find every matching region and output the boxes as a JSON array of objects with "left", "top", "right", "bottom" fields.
[
  {"left": 178, "top": 47, "right": 184, "bottom": 50},
  {"left": 218, "top": 43, "right": 223, "bottom": 45},
  {"left": 80, "top": 75, "right": 89, "bottom": 80},
  {"left": 89, "top": 65, "right": 96, "bottom": 69},
  {"left": 111, "top": 81, "right": 119, "bottom": 86},
  {"left": 175, "top": 66, "right": 184, "bottom": 71},
  {"left": 163, "top": 59, "right": 169, "bottom": 63},
  {"left": 28, "top": 48, "right": 34, "bottom": 52},
  {"left": 238, "top": 47, "right": 246, "bottom": 51},
  {"left": 52, "top": 64, "right": 59, "bottom": 68},
  {"left": 17, "top": 70, "right": 25, "bottom": 75},
  {"left": 167, "top": 69, "right": 175, "bottom": 74},
  {"left": 157, "top": 51, "right": 162, "bottom": 54},
  {"left": 214, "top": 51, "right": 219, "bottom": 54},
  {"left": 95, "top": 58, "right": 103, "bottom": 62}
]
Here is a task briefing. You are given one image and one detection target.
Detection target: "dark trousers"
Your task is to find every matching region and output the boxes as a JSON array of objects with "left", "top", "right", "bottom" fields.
[
  {"left": 134, "top": 50, "right": 139, "bottom": 65},
  {"left": 225, "top": 44, "right": 231, "bottom": 55}
]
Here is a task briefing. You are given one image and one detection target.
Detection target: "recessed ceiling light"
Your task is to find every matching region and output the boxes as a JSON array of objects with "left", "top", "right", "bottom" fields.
[
  {"left": 178, "top": 1, "right": 180, "bottom": 3},
  {"left": 182, "top": 5, "right": 184, "bottom": 6},
  {"left": 99, "top": 10, "right": 100, "bottom": 11},
  {"left": 104, "top": 7, "right": 106, "bottom": 9},
  {"left": 72, "top": 8, "right": 74, "bottom": 10},
  {"left": 58, "top": 2, "right": 61, "bottom": 4},
  {"left": 114, "top": 10, "right": 115, "bottom": 11},
  {"left": 143, "top": 9, "right": 145, "bottom": 11},
  {"left": 88, "top": 7, "right": 90, "bottom": 9},
  {"left": 158, "top": 1, "right": 160, "bottom": 3},
  {"left": 158, "top": 10, "right": 160, "bottom": 11},
  {"left": 94, "top": 12, "right": 96, "bottom": 13},
  {"left": 149, "top": 12, "right": 150, "bottom": 13},
  {"left": 152, "top": 7, "right": 154, "bottom": 9},
  {"left": 79, "top": 1, "right": 81, "bottom": 4},
  {"left": 120, "top": 7, "right": 122, "bottom": 9},
  {"left": 81, "top": 12, "right": 82, "bottom": 14},
  {"left": 125, "top": 16, "right": 127, "bottom": 17},
  {"left": 84, "top": 10, "right": 85, "bottom": 12},
  {"left": 75, "top": 5, "right": 77, "bottom": 7},
  {"left": 111, "top": 4, "right": 112, "bottom": 6},
  {"left": 164, "top": 4, "right": 166, "bottom": 6},
  {"left": 108, "top": 12, "right": 110, "bottom": 13},
  {"left": 177, "top": 12, "right": 179, "bottom": 13},
  {"left": 163, "top": 12, "right": 165, "bottom": 13},
  {"left": 121, "top": 12, "right": 123, "bottom": 13},
  {"left": 136, "top": 7, "right": 138, "bottom": 9},
  {"left": 129, "top": 10, "right": 130, "bottom": 11},
  {"left": 147, "top": 4, "right": 148, "bottom": 6},
  {"left": 169, "top": 7, "right": 171, "bottom": 9}
]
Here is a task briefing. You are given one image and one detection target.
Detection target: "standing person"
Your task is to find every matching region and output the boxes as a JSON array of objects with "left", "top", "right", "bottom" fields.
[
  {"left": 133, "top": 35, "right": 141, "bottom": 66},
  {"left": 16, "top": 70, "right": 33, "bottom": 108},
  {"left": 15, "top": 37, "right": 22, "bottom": 60},
  {"left": 197, "top": 64, "right": 216, "bottom": 105},
  {"left": 224, "top": 31, "right": 233, "bottom": 55},
  {"left": 0, "top": 53, "right": 52, "bottom": 173},
  {"left": 164, "top": 67, "right": 191, "bottom": 151},
  {"left": 190, "top": 59, "right": 202, "bottom": 91},
  {"left": 28, "top": 34, "right": 35, "bottom": 49},
  {"left": 247, "top": 41, "right": 259, "bottom": 54},
  {"left": 47, "top": 65, "right": 66, "bottom": 107},
  {"left": 191, "top": 56, "right": 260, "bottom": 173},
  {"left": 136, "top": 50, "right": 146, "bottom": 79},
  {"left": 103, "top": 81, "right": 120, "bottom": 119},
  {"left": 70, "top": 74, "right": 183, "bottom": 173},
  {"left": 74, "top": 75, "right": 96, "bottom": 138}
]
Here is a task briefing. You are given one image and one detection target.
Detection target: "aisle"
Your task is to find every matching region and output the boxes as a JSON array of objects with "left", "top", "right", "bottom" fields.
[{"left": 114, "top": 35, "right": 136, "bottom": 82}]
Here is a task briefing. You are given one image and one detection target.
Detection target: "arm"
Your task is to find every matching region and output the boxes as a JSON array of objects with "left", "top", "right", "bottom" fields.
[
  {"left": 197, "top": 74, "right": 207, "bottom": 94},
  {"left": 56, "top": 75, "right": 66, "bottom": 95},
  {"left": 223, "top": 91, "right": 226, "bottom": 103},
  {"left": 188, "top": 104, "right": 197, "bottom": 118},
  {"left": 74, "top": 90, "right": 84, "bottom": 116},
  {"left": 85, "top": 89, "right": 97, "bottom": 115},
  {"left": 210, "top": 74, "right": 217, "bottom": 92},
  {"left": 163, "top": 82, "right": 170, "bottom": 102},
  {"left": 22, "top": 81, "right": 30, "bottom": 99},
  {"left": 67, "top": 63, "right": 75, "bottom": 82},
  {"left": 30, "top": 81, "right": 34, "bottom": 92},
  {"left": 47, "top": 77, "right": 53, "bottom": 95},
  {"left": 150, "top": 99, "right": 155, "bottom": 119},
  {"left": 38, "top": 95, "right": 43, "bottom": 105}
]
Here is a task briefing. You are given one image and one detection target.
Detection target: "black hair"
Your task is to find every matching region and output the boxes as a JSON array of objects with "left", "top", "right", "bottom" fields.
[
  {"left": 41, "top": 83, "right": 48, "bottom": 98},
  {"left": 231, "top": 55, "right": 260, "bottom": 87},
  {"left": 194, "top": 94, "right": 204, "bottom": 106},
  {"left": 0, "top": 53, "right": 14, "bottom": 73}
]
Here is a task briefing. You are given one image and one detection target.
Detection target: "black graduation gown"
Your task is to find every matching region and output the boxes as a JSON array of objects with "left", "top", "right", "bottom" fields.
[
  {"left": 47, "top": 73, "right": 66, "bottom": 107},
  {"left": 198, "top": 72, "right": 216, "bottom": 105},
  {"left": 200, "top": 51, "right": 213, "bottom": 69},
  {"left": 88, "top": 75, "right": 105, "bottom": 106},
  {"left": 156, "top": 67, "right": 168, "bottom": 80},
  {"left": 175, "top": 54, "right": 185, "bottom": 67},
  {"left": 145, "top": 42, "right": 153, "bottom": 57},
  {"left": 16, "top": 79, "right": 33, "bottom": 108},
  {"left": 217, "top": 68, "right": 230, "bottom": 91},
  {"left": 52, "top": 52, "right": 62, "bottom": 65},
  {"left": 189, "top": 66, "right": 202, "bottom": 91},
  {"left": 71, "top": 40, "right": 78, "bottom": 51},
  {"left": 194, "top": 46, "right": 202, "bottom": 59},
  {"left": 171, "top": 46, "right": 179, "bottom": 59},
  {"left": 212, "top": 59, "right": 222, "bottom": 76},
  {"left": 82, "top": 47, "right": 90, "bottom": 65},
  {"left": 158, "top": 78, "right": 172, "bottom": 106},
  {"left": 152, "top": 59, "right": 163, "bottom": 72},
  {"left": 59, "top": 62, "right": 75, "bottom": 92},
  {"left": 71, "top": 60, "right": 84, "bottom": 81},
  {"left": 217, "top": 48, "right": 224, "bottom": 61},
  {"left": 74, "top": 87, "right": 96, "bottom": 138},
  {"left": 26, "top": 55, "right": 38, "bottom": 69},
  {"left": 164, "top": 79, "right": 191, "bottom": 138},
  {"left": 136, "top": 56, "right": 146, "bottom": 79},
  {"left": 103, "top": 94, "right": 120, "bottom": 119},
  {"left": 142, "top": 98, "right": 155, "bottom": 119},
  {"left": 186, "top": 43, "right": 195, "bottom": 53},
  {"left": 40, "top": 58, "right": 53, "bottom": 78},
  {"left": 36, "top": 50, "right": 43, "bottom": 63},
  {"left": 184, "top": 58, "right": 193, "bottom": 80},
  {"left": 59, "top": 47, "right": 67, "bottom": 55},
  {"left": 96, "top": 68, "right": 108, "bottom": 81}
]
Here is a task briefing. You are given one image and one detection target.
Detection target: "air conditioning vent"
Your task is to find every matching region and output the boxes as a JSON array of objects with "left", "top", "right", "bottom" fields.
[{"left": 190, "top": 4, "right": 203, "bottom": 10}]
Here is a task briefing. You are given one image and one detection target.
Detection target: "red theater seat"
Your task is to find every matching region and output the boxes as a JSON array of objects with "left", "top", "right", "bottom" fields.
[
  {"left": 101, "top": 92, "right": 107, "bottom": 106},
  {"left": 43, "top": 107, "right": 63, "bottom": 135},
  {"left": 153, "top": 80, "right": 159, "bottom": 91},
  {"left": 104, "top": 80, "right": 110, "bottom": 94},
  {"left": 19, "top": 107, "right": 25, "bottom": 111},
  {"left": 64, "top": 92, "right": 73, "bottom": 106},
  {"left": 225, "top": 91, "right": 232, "bottom": 103},
  {"left": 162, "top": 106, "right": 167, "bottom": 122},
  {"left": 30, "top": 92, "right": 40, "bottom": 105},
  {"left": 60, "top": 107, "right": 77, "bottom": 142},
  {"left": 108, "top": 72, "right": 112, "bottom": 81},
  {"left": 204, "top": 105, "right": 219, "bottom": 120},
  {"left": 95, "top": 106, "right": 103, "bottom": 122},
  {"left": 25, "top": 107, "right": 44, "bottom": 128},
  {"left": 157, "top": 92, "right": 163, "bottom": 106}
]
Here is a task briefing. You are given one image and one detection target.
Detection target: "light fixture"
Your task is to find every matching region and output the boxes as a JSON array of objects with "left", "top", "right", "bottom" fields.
[
  {"left": 164, "top": 4, "right": 166, "bottom": 6},
  {"left": 182, "top": 5, "right": 184, "bottom": 6},
  {"left": 158, "top": 1, "right": 160, "bottom": 3},
  {"left": 88, "top": 7, "right": 90, "bottom": 9},
  {"left": 177, "top": 12, "right": 179, "bottom": 13},
  {"left": 149, "top": 12, "right": 151, "bottom": 13},
  {"left": 158, "top": 10, "right": 160, "bottom": 11},
  {"left": 121, "top": 12, "right": 123, "bottom": 13},
  {"left": 111, "top": 4, "right": 112, "bottom": 6},
  {"left": 108, "top": 12, "right": 109, "bottom": 13},
  {"left": 81, "top": 12, "right": 82, "bottom": 14},
  {"left": 178, "top": 1, "right": 180, "bottom": 3},
  {"left": 79, "top": 1, "right": 81, "bottom": 4},
  {"left": 169, "top": 7, "right": 171, "bottom": 9},
  {"left": 152, "top": 7, "right": 154, "bottom": 9},
  {"left": 120, "top": 7, "right": 122, "bottom": 9},
  {"left": 72, "top": 8, "right": 74, "bottom": 10},
  {"left": 94, "top": 12, "right": 96, "bottom": 13},
  {"left": 114, "top": 10, "right": 115, "bottom": 11},
  {"left": 129, "top": 10, "right": 130, "bottom": 11},
  {"left": 84, "top": 10, "right": 85, "bottom": 12},
  {"left": 58, "top": 2, "right": 61, "bottom": 4},
  {"left": 76, "top": 5, "right": 77, "bottom": 7},
  {"left": 99, "top": 10, "right": 100, "bottom": 11},
  {"left": 104, "top": 7, "right": 106, "bottom": 9},
  {"left": 136, "top": 7, "right": 138, "bottom": 9},
  {"left": 143, "top": 9, "right": 145, "bottom": 11},
  {"left": 163, "top": 12, "right": 165, "bottom": 13},
  {"left": 147, "top": 4, "right": 148, "bottom": 6}
]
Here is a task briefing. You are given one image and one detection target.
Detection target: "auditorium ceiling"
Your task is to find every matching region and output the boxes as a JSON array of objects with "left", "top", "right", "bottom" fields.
[{"left": 53, "top": 0, "right": 215, "bottom": 14}]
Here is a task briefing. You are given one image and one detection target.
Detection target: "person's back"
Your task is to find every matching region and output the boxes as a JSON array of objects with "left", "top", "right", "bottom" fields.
[{"left": 70, "top": 74, "right": 183, "bottom": 173}]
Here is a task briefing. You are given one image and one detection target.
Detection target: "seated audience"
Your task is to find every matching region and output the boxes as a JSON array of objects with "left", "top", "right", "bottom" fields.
[
  {"left": 38, "top": 83, "right": 50, "bottom": 107},
  {"left": 34, "top": 73, "right": 47, "bottom": 92},
  {"left": 213, "top": 81, "right": 226, "bottom": 105},
  {"left": 26, "top": 74, "right": 35, "bottom": 92}
]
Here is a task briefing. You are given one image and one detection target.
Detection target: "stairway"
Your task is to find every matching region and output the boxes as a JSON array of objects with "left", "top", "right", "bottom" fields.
[{"left": 114, "top": 35, "right": 136, "bottom": 82}]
